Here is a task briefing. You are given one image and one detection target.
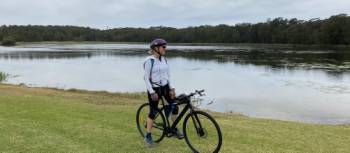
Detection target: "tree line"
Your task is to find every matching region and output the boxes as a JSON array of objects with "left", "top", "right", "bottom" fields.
[{"left": 0, "top": 14, "right": 349, "bottom": 45}]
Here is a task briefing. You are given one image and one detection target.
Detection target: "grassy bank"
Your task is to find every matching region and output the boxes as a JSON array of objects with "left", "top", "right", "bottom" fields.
[{"left": 0, "top": 84, "right": 349, "bottom": 153}]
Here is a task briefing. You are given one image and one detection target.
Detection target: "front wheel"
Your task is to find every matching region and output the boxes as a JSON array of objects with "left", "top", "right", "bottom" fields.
[
  {"left": 136, "top": 103, "right": 166, "bottom": 143},
  {"left": 183, "top": 111, "right": 222, "bottom": 153}
]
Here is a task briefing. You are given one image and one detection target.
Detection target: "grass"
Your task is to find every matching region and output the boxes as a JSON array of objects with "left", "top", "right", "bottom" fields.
[{"left": 0, "top": 83, "right": 349, "bottom": 153}]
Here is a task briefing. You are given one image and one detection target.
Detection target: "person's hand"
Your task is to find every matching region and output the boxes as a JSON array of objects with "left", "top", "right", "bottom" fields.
[
  {"left": 169, "top": 89, "right": 176, "bottom": 99},
  {"left": 151, "top": 93, "right": 159, "bottom": 101}
]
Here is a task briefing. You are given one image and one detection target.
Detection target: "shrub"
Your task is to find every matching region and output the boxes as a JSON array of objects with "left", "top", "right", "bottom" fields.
[{"left": 1, "top": 37, "right": 16, "bottom": 46}]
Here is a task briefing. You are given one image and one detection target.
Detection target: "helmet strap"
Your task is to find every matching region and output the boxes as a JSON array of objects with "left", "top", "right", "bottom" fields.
[{"left": 154, "top": 47, "right": 162, "bottom": 60}]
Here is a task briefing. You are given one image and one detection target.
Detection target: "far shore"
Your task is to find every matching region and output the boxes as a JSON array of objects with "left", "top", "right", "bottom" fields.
[{"left": 12, "top": 41, "right": 350, "bottom": 49}]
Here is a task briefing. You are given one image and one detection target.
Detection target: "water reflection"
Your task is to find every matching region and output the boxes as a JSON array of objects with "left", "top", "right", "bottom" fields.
[
  {"left": 1, "top": 47, "right": 350, "bottom": 74},
  {"left": 1, "top": 43, "right": 350, "bottom": 80}
]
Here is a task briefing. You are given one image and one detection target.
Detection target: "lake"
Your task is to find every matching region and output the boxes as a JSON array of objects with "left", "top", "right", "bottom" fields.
[{"left": 1, "top": 43, "right": 350, "bottom": 124}]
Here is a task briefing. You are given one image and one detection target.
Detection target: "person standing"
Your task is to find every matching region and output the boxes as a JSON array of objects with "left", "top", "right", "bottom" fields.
[{"left": 143, "top": 38, "right": 182, "bottom": 147}]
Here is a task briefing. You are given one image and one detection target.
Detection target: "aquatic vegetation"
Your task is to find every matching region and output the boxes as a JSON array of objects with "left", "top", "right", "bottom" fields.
[{"left": 0, "top": 72, "right": 9, "bottom": 82}]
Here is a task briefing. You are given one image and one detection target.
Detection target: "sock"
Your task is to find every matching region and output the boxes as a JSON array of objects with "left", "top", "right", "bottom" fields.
[{"left": 146, "top": 132, "right": 152, "bottom": 139}]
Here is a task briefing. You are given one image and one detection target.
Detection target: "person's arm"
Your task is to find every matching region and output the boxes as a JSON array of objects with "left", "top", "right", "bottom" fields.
[
  {"left": 144, "top": 59, "right": 155, "bottom": 94},
  {"left": 167, "top": 63, "right": 175, "bottom": 90},
  {"left": 167, "top": 62, "right": 176, "bottom": 99}
]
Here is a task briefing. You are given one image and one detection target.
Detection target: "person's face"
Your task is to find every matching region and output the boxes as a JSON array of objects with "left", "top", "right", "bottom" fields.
[{"left": 158, "top": 45, "right": 167, "bottom": 55}]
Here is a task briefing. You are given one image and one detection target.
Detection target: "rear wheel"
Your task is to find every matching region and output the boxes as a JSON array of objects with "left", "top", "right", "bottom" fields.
[
  {"left": 183, "top": 111, "right": 222, "bottom": 153},
  {"left": 136, "top": 103, "right": 166, "bottom": 142}
]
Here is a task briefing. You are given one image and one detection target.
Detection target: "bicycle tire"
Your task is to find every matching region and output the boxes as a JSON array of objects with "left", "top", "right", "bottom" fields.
[{"left": 183, "top": 110, "right": 222, "bottom": 153}]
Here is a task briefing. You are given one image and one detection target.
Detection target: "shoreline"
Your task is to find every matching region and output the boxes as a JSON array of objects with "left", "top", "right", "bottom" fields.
[
  {"left": 16, "top": 41, "right": 350, "bottom": 47},
  {"left": 1, "top": 82, "right": 350, "bottom": 152},
  {"left": 1, "top": 82, "right": 349, "bottom": 126}
]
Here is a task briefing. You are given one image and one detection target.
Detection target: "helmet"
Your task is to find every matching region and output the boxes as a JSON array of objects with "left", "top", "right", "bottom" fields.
[{"left": 150, "top": 38, "right": 167, "bottom": 49}]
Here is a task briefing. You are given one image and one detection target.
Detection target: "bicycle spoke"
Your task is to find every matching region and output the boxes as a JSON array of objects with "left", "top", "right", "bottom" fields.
[
  {"left": 136, "top": 103, "right": 166, "bottom": 142},
  {"left": 184, "top": 111, "right": 222, "bottom": 153},
  {"left": 153, "top": 123, "right": 165, "bottom": 130}
]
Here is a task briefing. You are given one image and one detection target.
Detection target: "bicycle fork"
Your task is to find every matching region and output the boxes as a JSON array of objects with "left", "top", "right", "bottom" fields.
[{"left": 190, "top": 111, "right": 206, "bottom": 137}]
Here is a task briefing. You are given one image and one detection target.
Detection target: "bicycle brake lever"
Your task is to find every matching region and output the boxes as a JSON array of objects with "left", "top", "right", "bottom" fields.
[{"left": 198, "top": 93, "right": 205, "bottom": 96}]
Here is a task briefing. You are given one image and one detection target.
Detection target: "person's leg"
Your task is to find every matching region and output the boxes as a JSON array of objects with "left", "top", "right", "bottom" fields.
[
  {"left": 147, "top": 90, "right": 160, "bottom": 132},
  {"left": 163, "top": 85, "right": 183, "bottom": 138},
  {"left": 146, "top": 117, "right": 153, "bottom": 133},
  {"left": 163, "top": 85, "right": 179, "bottom": 124},
  {"left": 146, "top": 88, "right": 160, "bottom": 142}
]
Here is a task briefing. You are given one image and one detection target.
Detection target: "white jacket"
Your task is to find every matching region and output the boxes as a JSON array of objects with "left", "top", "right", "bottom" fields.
[{"left": 144, "top": 55, "right": 174, "bottom": 94}]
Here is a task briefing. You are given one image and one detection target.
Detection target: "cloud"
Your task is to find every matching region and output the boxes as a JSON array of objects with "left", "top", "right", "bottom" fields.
[{"left": 0, "top": 0, "right": 349, "bottom": 29}]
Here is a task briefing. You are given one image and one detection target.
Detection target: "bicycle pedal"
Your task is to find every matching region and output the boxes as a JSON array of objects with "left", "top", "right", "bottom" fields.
[
  {"left": 166, "top": 134, "right": 174, "bottom": 137},
  {"left": 177, "top": 136, "right": 184, "bottom": 140}
]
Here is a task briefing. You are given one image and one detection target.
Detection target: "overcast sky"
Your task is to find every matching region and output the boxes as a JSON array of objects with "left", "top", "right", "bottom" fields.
[{"left": 0, "top": 0, "right": 349, "bottom": 29}]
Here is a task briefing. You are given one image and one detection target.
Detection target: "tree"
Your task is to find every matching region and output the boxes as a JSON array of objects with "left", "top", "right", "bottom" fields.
[{"left": 0, "top": 14, "right": 349, "bottom": 45}]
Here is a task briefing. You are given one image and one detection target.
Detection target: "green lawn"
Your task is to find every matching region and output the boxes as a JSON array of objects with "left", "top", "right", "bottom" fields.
[{"left": 0, "top": 84, "right": 349, "bottom": 153}]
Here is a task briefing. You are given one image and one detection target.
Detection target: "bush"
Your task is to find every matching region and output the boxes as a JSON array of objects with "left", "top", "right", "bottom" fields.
[{"left": 1, "top": 37, "right": 16, "bottom": 46}]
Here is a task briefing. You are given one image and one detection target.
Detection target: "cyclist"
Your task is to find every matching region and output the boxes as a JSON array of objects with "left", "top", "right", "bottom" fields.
[{"left": 143, "top": 38, "right": 182, "bottom": 147}]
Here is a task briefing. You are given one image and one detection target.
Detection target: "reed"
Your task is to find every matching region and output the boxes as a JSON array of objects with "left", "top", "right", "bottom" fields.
[{"left": 0, "top": 72, "right": 8, "bottom": 82}]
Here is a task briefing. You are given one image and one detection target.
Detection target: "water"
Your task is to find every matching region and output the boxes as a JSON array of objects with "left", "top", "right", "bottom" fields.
[{"left": 1, "top": 43, "right": 350, "bottom": 124}]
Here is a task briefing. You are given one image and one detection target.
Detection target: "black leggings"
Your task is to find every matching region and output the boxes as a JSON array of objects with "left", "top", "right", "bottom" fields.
[{"left": 147, "top": 84, "right": 179, "bottom": 119}]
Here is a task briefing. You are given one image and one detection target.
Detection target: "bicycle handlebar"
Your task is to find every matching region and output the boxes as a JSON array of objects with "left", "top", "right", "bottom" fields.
[
  {"left": 187, "top": 89, "right": 205, "bottom": 97},
  {"left": 174, "top": 89, "right": 205, "bottom": 105}
]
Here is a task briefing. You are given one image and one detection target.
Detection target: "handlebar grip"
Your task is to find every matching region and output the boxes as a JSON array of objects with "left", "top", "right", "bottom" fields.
[{"left": 196, "top": 89, "right": 205, "bottom": 94}]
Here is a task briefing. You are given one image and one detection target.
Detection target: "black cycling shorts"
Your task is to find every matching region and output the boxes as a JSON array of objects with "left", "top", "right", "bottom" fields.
[{"left": 147, "top": 84, "right": 179, "bottom": 119}]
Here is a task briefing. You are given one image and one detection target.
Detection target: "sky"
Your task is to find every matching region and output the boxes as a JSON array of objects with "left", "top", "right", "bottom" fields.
[{"left": 0, "top": 0, "right": 349, "bottom": 29}]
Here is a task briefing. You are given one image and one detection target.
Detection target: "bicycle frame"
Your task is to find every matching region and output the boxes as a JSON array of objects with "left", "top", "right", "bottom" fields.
[
  {"left": 137, "top": 89, "right": 222, "bottom": 152},
  {"left": 157, "top": 96, "right": 204, "bottom": 137}
]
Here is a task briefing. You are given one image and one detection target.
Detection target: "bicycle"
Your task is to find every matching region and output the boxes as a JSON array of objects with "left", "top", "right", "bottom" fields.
[{"left": 136, "top": 89, "right": 222, "bottom": 153}]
